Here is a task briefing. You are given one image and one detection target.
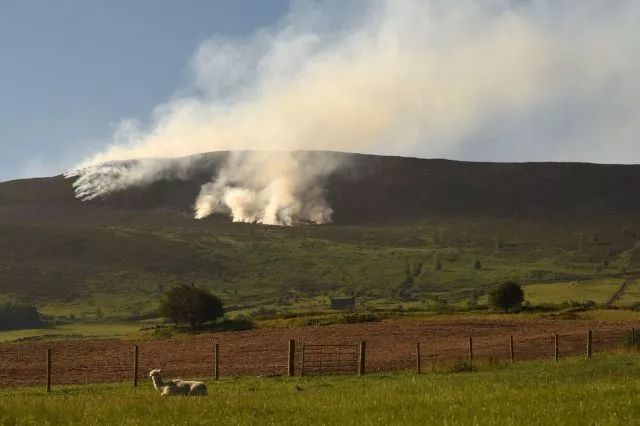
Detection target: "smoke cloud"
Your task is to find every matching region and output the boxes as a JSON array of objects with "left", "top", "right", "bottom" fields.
[
  {"left": 193, "top": 150, "right": 340, "bottom": 225},
  {"left": 67, "top": 0, "right": 640, "bottom": 224}
]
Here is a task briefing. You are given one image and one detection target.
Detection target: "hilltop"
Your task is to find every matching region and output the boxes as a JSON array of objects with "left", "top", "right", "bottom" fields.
[
  {"left": 2, "top": 151, "right": 640, "bottom": 321},
  {"left": 4, "top": 151, "right": 640, "bottom": 223}
]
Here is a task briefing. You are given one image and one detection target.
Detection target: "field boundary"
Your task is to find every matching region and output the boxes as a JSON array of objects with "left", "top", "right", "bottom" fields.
[
  {"left": 0, "top": 327, "right": 640, "bottom": 391},
  {"left": 607, "top": 275, "right": 640, "bottom": 306}
]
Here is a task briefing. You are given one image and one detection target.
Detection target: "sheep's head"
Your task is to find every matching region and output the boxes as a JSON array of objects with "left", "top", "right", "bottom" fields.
[{"left": 148, "top": 369, "right": 162, "bottom": 379}]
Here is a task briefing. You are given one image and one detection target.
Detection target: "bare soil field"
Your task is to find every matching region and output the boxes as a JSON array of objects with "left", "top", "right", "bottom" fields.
[{"left": 0, "top": 317, "right": 635, "bottom": 387}]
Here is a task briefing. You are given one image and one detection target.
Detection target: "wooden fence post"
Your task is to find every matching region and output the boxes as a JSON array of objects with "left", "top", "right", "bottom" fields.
[
  {"left": 46, "top": 348, "right": 51, "bottom": 393},
  {"left": 468, "top": 337, "right": 473, "bottom": 364},
  {"left": 288, "top": 339, "right": 296, "bottom": 377},
  {"left": 509, "top": 335, "right": 514, "bottom": 363},
  {"left": 587, "top": 330, "right": 593, "bottom": 359},
  {"left": 554, "top": 334, "right": 559, "bottom": 362},
  {"left": 416, "top": 342, "right": 421, "bottom": 374},
  {"left": 133, "top": 345, "right": 139, "bottom": 387},
  {"left": 358, "top": 341, "right": 366, "bottom": 376},
  {"left": 214, "top": 343, "right": 220, "bottom": 381},
  {"left": 301, "top": 344, "right": 305, "bottom": 377},
  {"left": 633, "top": 328, "right": 637, "bottom": 352}
]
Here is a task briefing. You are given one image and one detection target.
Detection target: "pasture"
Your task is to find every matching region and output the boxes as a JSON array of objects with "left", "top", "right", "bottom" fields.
[
  {"left": 0, "top": 322, "right": 141, "bottom": 343},
  {"left": 522, "top": 278, "right": 623, "bottom": 305},
  {"left": 1, "top": 354, "right": 639, "bottom": 425}
]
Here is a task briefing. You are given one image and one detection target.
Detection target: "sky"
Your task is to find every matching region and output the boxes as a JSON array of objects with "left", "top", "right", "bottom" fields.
[
  {"left": 0, "top": 0, "right": 290, "bottom": 181},
  {"left": 2, "top": 0, "right": 640, "bottom": 185}
]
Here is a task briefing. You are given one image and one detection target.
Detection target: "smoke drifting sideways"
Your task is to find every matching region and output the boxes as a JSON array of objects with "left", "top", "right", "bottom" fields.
[{"left": 66, "top": 0, "right": 640, "bottom": 225}]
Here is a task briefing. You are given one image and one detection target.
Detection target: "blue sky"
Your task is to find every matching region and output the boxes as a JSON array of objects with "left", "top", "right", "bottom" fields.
[
  {"left": 0, "top": 0, "right": 290, "bottom": 181},
  {"left": 3, "top": 1, "right": 639, "bottom": 183}
]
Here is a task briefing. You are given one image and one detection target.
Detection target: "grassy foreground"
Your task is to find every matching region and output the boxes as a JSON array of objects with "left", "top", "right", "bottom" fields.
[{"left": 2, "top": 354, "right": 640, "bottom": 425}]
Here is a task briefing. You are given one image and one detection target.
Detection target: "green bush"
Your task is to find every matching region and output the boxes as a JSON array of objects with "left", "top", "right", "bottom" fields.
[
  {"left": 151, "top": 326, "right": 174, "bottom": 339},
  {"left": 448, "top": 361, "right": 477, "bottom": 373},
  {"left": 214, "top": 318, "right": 255, "bottom": 331},
  {"left": 488, "top": 281, "right": 525, "bottom": 312},
  {"left": 341, "top": 313, "right": 381, "bottom": 324},
  {"left": 0, "top": 303, "right": 44, "bottom": 330},
  {"left": 159, "top": 284, "right": 224, "bottom": 329},
  {"left": 249, "top": 306, "right": 280, "bottom": 319}
]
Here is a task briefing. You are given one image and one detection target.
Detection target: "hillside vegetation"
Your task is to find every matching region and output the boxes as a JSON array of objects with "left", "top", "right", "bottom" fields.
[{"left": 3, "top": 152, "right": 640, "bottom": 321}]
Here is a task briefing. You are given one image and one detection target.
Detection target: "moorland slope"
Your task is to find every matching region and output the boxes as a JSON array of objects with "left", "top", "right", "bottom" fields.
[{"left": 2, "top": 151, "right": 640, "bottom": 318}]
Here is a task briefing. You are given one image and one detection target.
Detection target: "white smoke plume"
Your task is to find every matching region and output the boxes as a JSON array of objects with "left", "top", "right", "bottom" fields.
[
  {"left": 67, "top": 0, "right": 640, "bottom": 224},
  {"left": 193, "top": 151, "right": 340, "bottom": 225}
]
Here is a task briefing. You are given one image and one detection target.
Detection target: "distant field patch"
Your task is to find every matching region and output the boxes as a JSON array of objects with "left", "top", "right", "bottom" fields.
[
  {"left": 0, "top": 323, "right": 141, "bottom": 342},
  {"left": 523, "top": 278, "right": 622, "bottom": 305},
  {"left": 615, "top": 278, "right": 640, "bottom": 306}
]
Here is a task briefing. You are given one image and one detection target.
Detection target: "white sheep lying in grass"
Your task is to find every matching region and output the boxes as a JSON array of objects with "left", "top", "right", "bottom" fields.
[{"left": 148, "top": 369, "right": 207, "bottom": 396}]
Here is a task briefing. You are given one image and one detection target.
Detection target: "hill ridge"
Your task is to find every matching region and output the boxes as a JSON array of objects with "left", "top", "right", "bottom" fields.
[{"left": 3, "top": 151, "right": 640, "bottom": 224}]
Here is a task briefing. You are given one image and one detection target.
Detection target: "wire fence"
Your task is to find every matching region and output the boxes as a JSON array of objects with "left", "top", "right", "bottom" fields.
[{"left": 0, "top": 324, "right": 636, "bottom": 390}]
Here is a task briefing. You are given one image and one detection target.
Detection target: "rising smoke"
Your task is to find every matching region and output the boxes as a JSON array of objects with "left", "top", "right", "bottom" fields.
[{"left": 67, "top": 0, "right": 640, "bottom": 224}]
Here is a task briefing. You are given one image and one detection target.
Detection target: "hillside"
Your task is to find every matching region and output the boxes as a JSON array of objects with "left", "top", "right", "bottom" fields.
[
  {"left": 4, "top": 151, "right": 640, "bottom": 222},
  {"left": 2, "top": 151, "right": 640, "bottom": 320}
]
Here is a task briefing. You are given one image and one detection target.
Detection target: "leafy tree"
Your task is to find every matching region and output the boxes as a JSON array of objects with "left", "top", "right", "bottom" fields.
[
  {"left": 0, "top": 303, "right": 43, "bottom": 330},
  {"left": 473, "top": 260, "right": 482, "bottom": 270},
  {"left": 159, "top": 285, "right": 224, "bottom": 329},
  {"left": 488, "top": 281, "right": 525, "bottom": 312}
]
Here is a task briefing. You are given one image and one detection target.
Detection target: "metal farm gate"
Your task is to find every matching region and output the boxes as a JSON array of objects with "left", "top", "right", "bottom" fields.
[{"left": 301, "top": 344, "right": 359, "bottom": 376}]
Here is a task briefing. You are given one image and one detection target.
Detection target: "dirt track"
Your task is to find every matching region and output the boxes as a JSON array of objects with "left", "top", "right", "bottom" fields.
[{"left": 0, "top": 317, "right": 636, "bottom": 387}]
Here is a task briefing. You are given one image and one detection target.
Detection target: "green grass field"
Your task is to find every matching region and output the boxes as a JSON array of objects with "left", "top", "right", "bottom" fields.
[
  {"left": 616, "top": 278, "right": 640, "bottom": 307},
  {"left": 0, "top": 322, "right": 142, "bottom": 342},
  {"left": 523, "top": 278, "right": 624, "bottom": 305},
  {"left": 1, "top": 354, "right": 639, "bottom": 425}
]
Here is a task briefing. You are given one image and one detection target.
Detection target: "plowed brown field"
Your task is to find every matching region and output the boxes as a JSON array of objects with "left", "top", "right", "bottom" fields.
[{"left": 0, "top": 317, "right": 635, "bottom": 388}]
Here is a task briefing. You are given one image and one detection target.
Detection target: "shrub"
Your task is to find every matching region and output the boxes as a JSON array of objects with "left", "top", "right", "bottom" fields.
[
  {"left": 151, "top": 326, "right": 174, "bottom": 339},
  {"left": 448, "top": 361, "right": 477, "bottom": 373},
  {"left": 0, "top": 303, "right": 44, "bottom": 330},
  {"left": 341, "top": 313, "right": 381, "bottom": 324},
  {"left": 465, "top": 299, "right": 478, "bottom": 310},
  {"left": 249, "top": 306, "right": 280, "bottom": 319},
  {"left": 488, "top": 281, "right": 525, "bottom": 312},
  {"left": 159, "top": 284, "right": 224, "bottom": 329},
  {"left": 473, "top": 260, "right": 482, "bottom": 270},
  {"left": 215, "top": 318, "right": 255, "bottom": 331},
  {"left": 430, "top": 295, "right": 451, "bottom": 312}
]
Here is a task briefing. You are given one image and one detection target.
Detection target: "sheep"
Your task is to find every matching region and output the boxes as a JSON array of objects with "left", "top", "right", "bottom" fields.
[{"left": 148, "top": 369, "right": 207, "bottom": 396}]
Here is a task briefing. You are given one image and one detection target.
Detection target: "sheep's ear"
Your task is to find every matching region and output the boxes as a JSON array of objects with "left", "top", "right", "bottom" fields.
[{"left": 158, "top": 369, "right": 162, "bottom": 373}]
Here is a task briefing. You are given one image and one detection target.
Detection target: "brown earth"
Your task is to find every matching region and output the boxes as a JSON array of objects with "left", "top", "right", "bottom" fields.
[{"left": 0, "top": 317, "right": 636, "bottom": 388}]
